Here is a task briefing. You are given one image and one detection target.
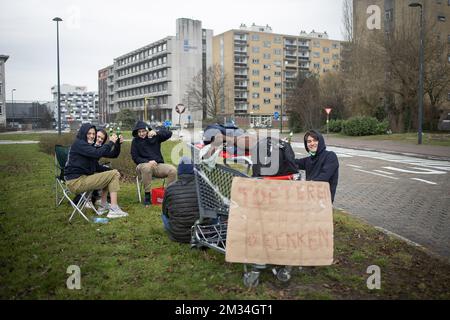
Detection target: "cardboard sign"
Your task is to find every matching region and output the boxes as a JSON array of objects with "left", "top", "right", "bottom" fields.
[{"left": 225, "top": 178, "right": 334, "bottom": 266}]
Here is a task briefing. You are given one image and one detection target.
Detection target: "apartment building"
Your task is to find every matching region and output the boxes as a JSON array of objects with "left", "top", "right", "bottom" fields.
[
  {"left": 0, "top": 55, "right": 9, "bottom": 128},
  {"left": 353, "top": 0, "right": 450, "bottom": 122},
  {"left": 51, "top": 84, "right": 99, "bottom": 129},
  {"left": 98, "top": 65, "right": 113, "bottom": 123},
  {"left": 100, "top": 18, "right": 213, "bottom": 124},
  {"left": 213, "top": 24, "right": 342, "bottom": 126}
]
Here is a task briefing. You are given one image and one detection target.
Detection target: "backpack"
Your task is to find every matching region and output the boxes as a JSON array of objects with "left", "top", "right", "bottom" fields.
[{"left": 251, "top": 137, "right": 298, "bottom": 177}]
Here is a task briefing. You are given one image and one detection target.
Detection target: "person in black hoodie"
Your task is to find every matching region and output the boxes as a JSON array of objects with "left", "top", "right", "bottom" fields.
[
  {"left": 64, "top": 123, "right": 128, "bottom": 218},
  {"left": 131, "top": 121, "right": 177, "bottom": 207},
  {"left": 161, "top": 156, "right": 199, "bottom": 243},
  {"left": 294, "top": 130, "right": 339, "bottom": 203}
]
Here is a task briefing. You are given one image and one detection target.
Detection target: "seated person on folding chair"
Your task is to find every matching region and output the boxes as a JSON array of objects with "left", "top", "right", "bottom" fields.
[
  {"left": 64, "top": 123, "right": 128, "bottom": 219},
  {"left": 161, "top": 156, "right": 199, "bottom": 243},
  {"left": 131, "top": 120, "right": 177, "bottom": 207}
]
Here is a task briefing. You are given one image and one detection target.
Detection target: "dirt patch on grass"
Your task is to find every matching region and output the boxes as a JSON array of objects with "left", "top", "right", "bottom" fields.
[{"left": 254, "top": 211, "right": 450, "bottom": 299}]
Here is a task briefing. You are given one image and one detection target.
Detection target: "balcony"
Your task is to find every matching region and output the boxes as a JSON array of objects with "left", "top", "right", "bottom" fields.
[
  {"left": 284, "top": 40, "right": 297, "bottom": 47},
  {"left": 235, "top": 103, "right": 248, "bottom": 111}
]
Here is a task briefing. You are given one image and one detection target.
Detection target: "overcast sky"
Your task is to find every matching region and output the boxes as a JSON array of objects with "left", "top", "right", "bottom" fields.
[{"left": 0, "top": 0, "right": 345, "bottom": 102}]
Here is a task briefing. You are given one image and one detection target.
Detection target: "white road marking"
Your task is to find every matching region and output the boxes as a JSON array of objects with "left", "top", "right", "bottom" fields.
[
  {"left": 373, "top": 170, "right": 394, "bottom": 175},
  {"left": 411, "top": 178, "right": 437, "bottom": 185},
  {"left": 353, "top": 168, "right": 399, "bottom": 180},
  {"left": 383, "top": 166, "right": 446, "bottom": 175},
  {"left": 347, "top": 164, "right": 363, "bottom": 168}
]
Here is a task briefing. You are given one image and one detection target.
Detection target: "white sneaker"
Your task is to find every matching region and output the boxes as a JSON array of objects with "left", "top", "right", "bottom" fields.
[
  {"left": 97, "top": 203, "right": 110, "bottom": 216},
  {"left": 107, "top": 206, "right": 128, "bottom": 219}
]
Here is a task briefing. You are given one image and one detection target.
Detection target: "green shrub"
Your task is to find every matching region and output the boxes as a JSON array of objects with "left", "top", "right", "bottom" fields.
[
  {"left": 342, "top": 116, "right": 382, "bottom": 136},
  {"left": 328, "top": 119, "right": 344, "bottom": 133},
  {"left": 376, "top": 119, "right": 389, "bottom": 135},
  {"left": 38, "top": 133, "right": 76, "bottom": 155}
]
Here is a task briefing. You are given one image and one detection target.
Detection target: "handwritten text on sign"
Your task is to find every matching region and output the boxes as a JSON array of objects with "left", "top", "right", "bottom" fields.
[{"left": 226, "top": 178, "right": 334, "bottom": 266}]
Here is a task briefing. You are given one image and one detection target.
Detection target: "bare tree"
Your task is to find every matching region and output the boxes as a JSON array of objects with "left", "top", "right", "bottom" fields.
[
  {"left": 342, "top": 0, "right": 353, "bottom": 42},
  {"left": 186, "top": 64, "right": 230, "bottom": 121},
  {"left": 286, "top": 73, "right": 322, "bottom": 131}
]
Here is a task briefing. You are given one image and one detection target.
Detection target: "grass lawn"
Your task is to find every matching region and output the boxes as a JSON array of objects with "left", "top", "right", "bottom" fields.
[{"left": 0, "top": 142, "right": 449, "bottom": 300}]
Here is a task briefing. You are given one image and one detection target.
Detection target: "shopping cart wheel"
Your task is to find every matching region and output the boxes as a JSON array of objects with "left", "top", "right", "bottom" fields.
[
  {"left": 276, "top": 267, "right": 292, "bottom": 282},
  {"left": 243, "top": 271, "right": 260, "bottom": 288}
]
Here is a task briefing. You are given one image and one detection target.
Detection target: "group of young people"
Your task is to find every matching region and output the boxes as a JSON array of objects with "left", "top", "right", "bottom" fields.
[{"left": 64, "top": 121, "right": 339, "bottom": 241}]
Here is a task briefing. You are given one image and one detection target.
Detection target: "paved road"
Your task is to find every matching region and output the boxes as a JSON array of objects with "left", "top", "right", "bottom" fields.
[{"left": 292, "top": 143, "right": 450, "bottom": 259}]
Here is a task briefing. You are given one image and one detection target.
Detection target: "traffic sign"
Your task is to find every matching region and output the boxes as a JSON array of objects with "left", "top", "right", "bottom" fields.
[
  {"left": 274, "top": 111, "right": 280, "bottom": 120},
  {"left": 175, "top": 104, "right": 186, "bottom": 114},
  {"left": 325, "top": 107, "right": 332, "bottom": 115}
]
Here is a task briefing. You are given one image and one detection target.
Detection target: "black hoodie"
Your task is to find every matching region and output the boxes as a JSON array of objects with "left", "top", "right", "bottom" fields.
[
  {"left": 64, "top": 123, "right": 115, "bottom": 180},
  {"left": 130, "top": 120, "right": 172, "bottom": 165},
  {"left": 294, "top": 130, "right": 339, "bottom": 202}
]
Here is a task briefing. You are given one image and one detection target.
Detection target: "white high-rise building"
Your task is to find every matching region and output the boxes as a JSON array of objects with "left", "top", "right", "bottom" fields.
[
  {"left": 0, "top": 55, "right": 9, "bottom": 128},
  {"left": 51, "top": 84, "right": 98, "bottom": 129},
  {"left": 99, "top": 18, "right": 213, "bottom": 124}
]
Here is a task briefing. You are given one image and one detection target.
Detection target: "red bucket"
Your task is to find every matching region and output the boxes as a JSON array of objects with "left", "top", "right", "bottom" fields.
[{"left": 151, "top": 187, "right": 165, "bottom": 205}]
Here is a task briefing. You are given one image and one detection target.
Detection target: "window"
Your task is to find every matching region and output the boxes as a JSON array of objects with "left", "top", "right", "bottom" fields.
[
  {"left": 314, "top": 63, "right": 320, "bottom": 68},
  {"left": 274, "top": 37, "right": 282, "bottom": 44},
  {"left": 263, "top": 53, "right": 271, "bottom": 59},
  {"left": 263, "top": 64, "right": 271, "bottom": 70},
  {"left": 313, "top": 41, "right": 320, "bottom": 47},
  {"left": 274, "top": 60, "right": 282, "bottom": 67},
  {"left": 323, "top": 47, "right": 330, "bottom": 53},
  {"left": 253, "top": 81, "right": 260, "bottom": 87},
  {"left": 274, "top": 94, "right": 281, "bottom": 99},
  {"left": 252, "top": 69, "right": 260, "bottom": 76},
  {"left": 313, "top": 51, "right": 320, "bottom": 58},
  {"left": 274, "top": 71, "right": 281, "bottom": 77},
  {"left": 275, "top": 82, "right": 282, "bottom": 88},
  {"left": 0, "top": 105, "right": 2, "bottom": 115},
  {"left": 252, "top": 92, "right": 260, "bottom": 98},
  {"left": 273, "top": 49, "right": 281, "bottom": 55},
  {"left": 332, "top": 43, "right": 339, "bottom": 49},
  {"left": 323, "top": 58, "right": 330, "bottom": 64},
  {"left": 332, "top": 54, "right": 339, "bottom": 60},
  {"left": 252, "top": 34, "right": 260, "bottom": 41},
  {"left": 252, "top": 59, "right": 260, "bottom": 64},
  {"left": 438, "top": 15, "right": 446, "bottom": 22},
  {"left": 252, "top": 104, "right": 260, "bottom": 110},
  {"left": 252, "top": 46, "right": 260, "bottom": 53},
  {"left": 263, "top": 41, "right": 271, "bottom": 48},
  {"left": 263, "top": 75, "right": 271, "bottom": 81},
  {"left": 263, "top": 87, "right": 271, "bottom": 93},
  {"left": 264, "top": 98, "right": 271, "bottom": 104}
]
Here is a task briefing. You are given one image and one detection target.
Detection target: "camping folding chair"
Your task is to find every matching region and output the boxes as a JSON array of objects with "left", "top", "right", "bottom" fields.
[{"left": 54, "top": 145, "right": 99, "bottom": 222}]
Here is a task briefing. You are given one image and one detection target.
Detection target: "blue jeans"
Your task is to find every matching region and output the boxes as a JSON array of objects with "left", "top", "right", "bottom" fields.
[{"left": 161, "top": 213, "right": 171, "bottom": 232}]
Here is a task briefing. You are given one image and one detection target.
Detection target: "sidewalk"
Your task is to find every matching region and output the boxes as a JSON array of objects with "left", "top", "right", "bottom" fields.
[{"left": 283, "top": 132, "right": 450, "bottom": 161}]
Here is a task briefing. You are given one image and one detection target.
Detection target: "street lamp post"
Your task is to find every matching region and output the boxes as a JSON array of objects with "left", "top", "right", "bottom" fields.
[
  {"left": 409, "top": 2, "right": 424, "bottom": 145},
  {"left": 53, "top": 17, "right": 63, "bottom": 135},
  {"left": 11, "top": 89, "right": 16, "bottom": 123}
]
